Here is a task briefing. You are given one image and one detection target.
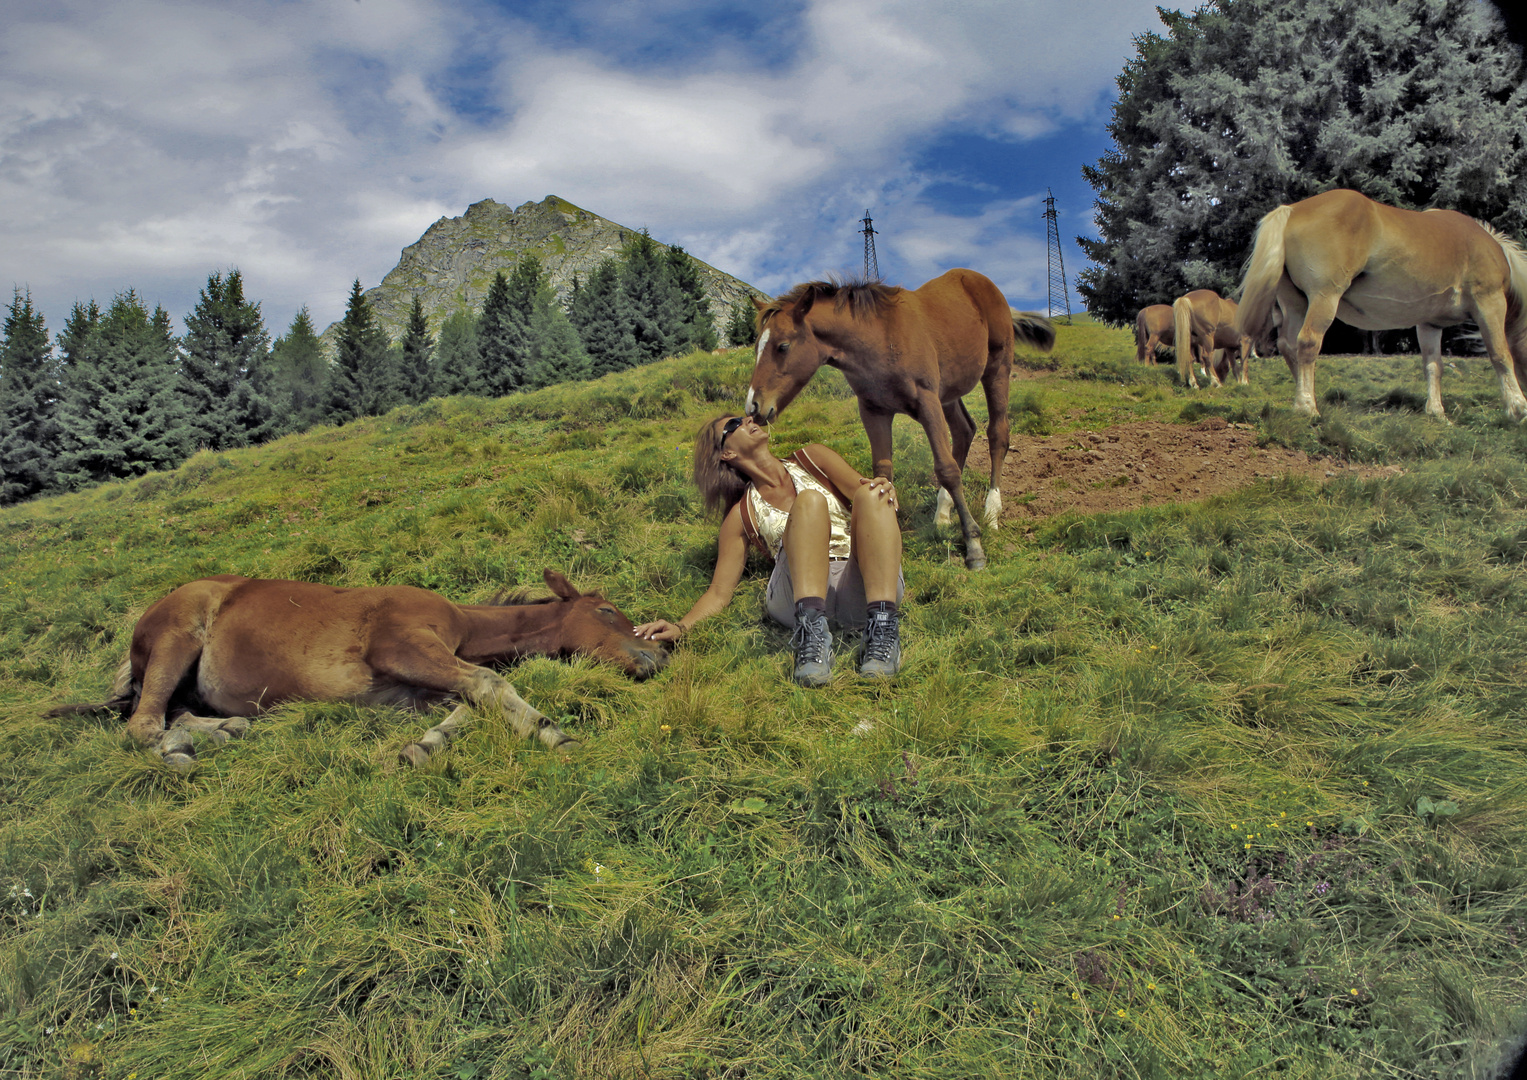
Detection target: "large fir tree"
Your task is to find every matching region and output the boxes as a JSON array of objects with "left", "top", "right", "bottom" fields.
[
  {"left": 324, "top": 280, "right": 398, "bottom": 423},
  {"left": 666, "top": 245, "right": 718, "bottom": 352},
  {"left": 1077, "top": 0, "right": 1527, "bottom": 324},
  {"left": 179, "top": 269, "right": 279, "bottom": 449},
  {"left": 399, "top": 296, "right": 435, "bottom": 403},
  {"left": 525, "top": 278, "right": 591, "bottom": 390},
  {"left": 570, "top": 262, "right": 641, "bottom": 377},
  {"left": 432, "top": 310, "right": 483, "bottom": 396},
  {"left": 725, "top": 298, "right": 758, "bottom": 348},
  {"left": 268, "top": 307, "right": 329, "bottom": 429},
  {"left": 477, "top": 269, "right": 531, "bottom": 396},
  {"left": 55, "top": 292, "right": 193, "bottom": 487},
  {"left": 0, "top": 289, "right": 62, "bottom": 504},
  {"left": 620, "top": 230, "right": 687, "bottom": 364}
]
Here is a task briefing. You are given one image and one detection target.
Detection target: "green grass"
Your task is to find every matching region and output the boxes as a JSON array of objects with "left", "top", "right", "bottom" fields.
[{"left": 3, "top": 328, "right": 1527, "bottom": 1078}]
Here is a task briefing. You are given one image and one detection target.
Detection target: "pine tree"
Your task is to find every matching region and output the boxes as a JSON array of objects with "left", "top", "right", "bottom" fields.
[
  {"left": 268, "top": 307, "right": 329, "bottom": 429},
  {"left": 666, "top": 245, "right": 718, "bottom": 352},
  {"left": 324, "top": 280, "right": 398, "bottom": 423},
  {"left": 0, "top": 289, "right": 62, "bottom": 503},
  {"left": 726, "top": 298, "right": 758, "bottom": 348},
  {"left": 1077, "top": 0, "right": 1527, "bottom": 324},
  {"left": 432, "top": 310, "right": 483, "bottom": 395},
  {"left": 478, "top": 269, "right": 531, "bottom": 396},
  {"left": 179, "top": 269, "right": 278, "bottom": 449},
  {"left": 55, "top": 292, "right": 193, "bottom": 487},
  {"left": 399, "top": 295, "right": 435, "bottom": 403},
  {"left": 525, "top": 279, "right": 591, "bottom": 389},
  {"left": 570, "top": 262, "right": 641, "bottom": 377},
  {"left": 620, "top": 230, "right": 687, "bottom": 364}
]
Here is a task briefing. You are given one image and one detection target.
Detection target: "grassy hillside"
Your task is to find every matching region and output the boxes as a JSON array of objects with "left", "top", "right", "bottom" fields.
[{"left": 3, "top": 326, "right": 1527, "bottom": 1079}]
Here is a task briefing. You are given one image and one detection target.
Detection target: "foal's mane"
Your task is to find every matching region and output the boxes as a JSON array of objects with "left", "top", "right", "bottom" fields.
[
  {"left": 760, "top": 278, "right": 902, "bottom": 321},
  {"left": 486, "top": 589, "right": 562, "bottom": 608}
]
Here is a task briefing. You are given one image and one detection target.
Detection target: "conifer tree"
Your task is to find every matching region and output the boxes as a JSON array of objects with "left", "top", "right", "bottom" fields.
[
  {"left": 726, "top": 298, "right": 758, "bottom": 348},
  {"left": 180, "top": 270, "right": 278, "bottom": 449},
  {"left": 1078, "top": 0, "right": 1527, "bottom": 324},
  {"left": 525, "top": 279, "right": 591, "bottom": 389},
  {"left": 478, "top": 269, "right": 531, "bottom": 396},
  {"left": 570, "top": 262, "right": 640, "bottom": 377},
  {"left": 666, "top": 245, "right": 718, "bottom": 352},
  {"left": 0, "top": 289, "right": 62, "bottom": 504},
  {"left": 268, "top": 307, "right": 329, "bottom": 429},
  {"left": 324, "top": 280, "right": 398, "bottom": 423},
  {"left": 620, "top": 230, "right": 687, "bottom": 364},
  {"left": 399, "top": 296, "right": 435, "bottom": 403},
  {"left": 432, "top": 310, "right": 483, "bottom": 395},
  {"left": 55, "top": 292, "right": 193, "bottom": 487}
]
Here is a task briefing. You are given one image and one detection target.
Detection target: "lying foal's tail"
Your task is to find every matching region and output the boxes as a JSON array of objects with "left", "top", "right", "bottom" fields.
[
  {"left": 45, "top": 658, "right": 137, "bottom": 718},
  {"left": 1237, "top": 203, "right": 1292, "bottom": 348},
  {"left": 1011, "top": 310, "right": 1056, "bottom": 352}
]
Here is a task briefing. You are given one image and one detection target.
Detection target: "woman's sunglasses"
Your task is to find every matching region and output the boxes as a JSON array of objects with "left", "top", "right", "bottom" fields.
[{"left": 719, "top": 416, "right": 745, "bottom": 446}]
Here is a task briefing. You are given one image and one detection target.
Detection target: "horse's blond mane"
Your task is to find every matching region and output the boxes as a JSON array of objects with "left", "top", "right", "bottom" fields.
[
  {"left": 759, "top": 278, "right": 902, "bottom": 322},
  {"left": 486, "top": 588, "right": 561, "bottom": 607}
]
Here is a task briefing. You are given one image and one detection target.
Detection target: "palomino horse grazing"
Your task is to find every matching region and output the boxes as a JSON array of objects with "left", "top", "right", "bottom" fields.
[
  {"left": 1135, "top": 305, "right": 1176, "bottom": 364},
  {"left": 744, "top": 270, "right": 1055, "bottom": 570},
  {"left": 48, "top": 570, "right": 666, "bottom": 770},
  {"left": 1238, "top": 188, "right": 1527, "bottom": 420},
  {"left": 1173, "top": 290, "right": 1252, "bottom": 388}
]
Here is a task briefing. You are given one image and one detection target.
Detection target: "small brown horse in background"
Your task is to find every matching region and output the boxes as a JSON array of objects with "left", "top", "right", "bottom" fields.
[
  {"left": 1173, "top": 290, "right": 1252, "bottom": 388},
  {"left": 1238, "top": 188, "right": 1527, "bottom": 420},
  {"left": 1135, "top": 305, "right": 1176, "bottom": 364},
  {"left": 744, "top": 269, "right": 1055, "bottom": 570},
  {"left": 49, "top": 570, "right": 666, "bottom": 770}
]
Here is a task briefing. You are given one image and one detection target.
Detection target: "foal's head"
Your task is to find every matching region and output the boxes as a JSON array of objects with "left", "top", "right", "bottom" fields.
[{"left": 538, "top": 570, "right": 668, "bottom": 679}]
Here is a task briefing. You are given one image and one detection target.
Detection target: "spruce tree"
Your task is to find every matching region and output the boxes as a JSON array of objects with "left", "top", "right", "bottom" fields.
[
  {"left": 478, "top": 269, "right": 531, "bottom": 396},
  {"left": 666, "top": 245, "right": 718, "bottom": 352},
  {"left": 55, "top": 292, "right": 193, "bottom": 487},
  {"left": 726, "top": 298, "right": 758, "bottom": 348},
  {"left": 179, "top": 269, "right": 278, "bottom": 450},
  {"left": 324, "top": 280, "right": 398, "bottom": 423},
  {"left": 432, "top": 310, "right": 483, "bottom": 395},
  {"left": 620, "top": 230, "right": 686, "bottom": 364},
  {"left": 1078, "top": 0, "right": 1527, "bottom": 324},
  {"left": 399, "top": 295, "right": 434, "bottom": 403},
  {"left": 525, "top": 279, "right": 591, "bottom": 389},
  {"left": 268, "top": 307, "right": 329, "bottom": 429},
  {"left": 570, "top": 262, "right": 640, "bottom": 377},
  {"left": 0, "top": 289, "right": 62, "bottom": 504}
]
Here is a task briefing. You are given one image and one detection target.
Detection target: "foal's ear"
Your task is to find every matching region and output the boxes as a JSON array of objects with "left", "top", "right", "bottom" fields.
[
  {"left": 542, "top": 569, "right": 581, "bottom": 601},
  {"left": 752, "top": 296, "right": 768, "bottom": 313}
]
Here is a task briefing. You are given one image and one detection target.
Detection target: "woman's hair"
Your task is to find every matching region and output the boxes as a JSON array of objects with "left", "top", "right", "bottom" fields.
[{"left": 692, "top": 414, "right": 749, "bottom": 518}]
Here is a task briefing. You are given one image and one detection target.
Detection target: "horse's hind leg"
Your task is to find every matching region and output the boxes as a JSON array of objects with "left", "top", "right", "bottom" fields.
[
  {"left": 935, "top": 399, "right": 977, "bottom": 529},
  {"left": 1416, "top": 324, "right": 1448, "bottom": 420},
  {"left": 1472, "top": 295, "right": 1527, "bottom": 422},
  {"left": 917, "top": 392, "right": 985, "bottom": 570},
  {"left": 979, "top": 355, "right": 1012, "bottom": 531},
  {"left": 124, "top": 628, "right": 206, "bottom": 766}
]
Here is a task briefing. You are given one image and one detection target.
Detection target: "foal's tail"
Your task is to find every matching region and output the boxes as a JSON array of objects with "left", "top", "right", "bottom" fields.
[
  {"left": 1237, "top": 203, "right": 1293, "bottom": 349},
  {"left": 1172, "top": 294, "right": 1195, "bottom": 387},
  {"left": 1010, "top": 310, "right": 1056, "bottom": 352},
  {"left": 45, "top": 658, "right": 137, "bottom": 719}
]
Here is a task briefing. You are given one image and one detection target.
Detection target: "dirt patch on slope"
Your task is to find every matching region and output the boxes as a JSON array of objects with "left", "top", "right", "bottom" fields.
[{"left": 964, "top": 417, "right": 1402, "bottom": 527}]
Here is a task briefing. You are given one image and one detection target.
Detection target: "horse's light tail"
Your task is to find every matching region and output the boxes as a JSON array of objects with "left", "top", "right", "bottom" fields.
[
  {"left": 1172, "top": 294, "right": 1195, "bottom": 385},
  {"left": 1487, "top": 223, "right": 1527, "bottom": 382},
  {"left": 1237, "top": 203, "right": 1293, "bottom": 349},
  {"left": 1010, "top": 310, "right": 1056, "bottom": 352}
]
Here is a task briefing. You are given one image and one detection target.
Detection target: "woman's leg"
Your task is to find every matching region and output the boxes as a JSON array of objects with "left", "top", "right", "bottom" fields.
[
  {"left": 783, "top": 489, "right": 830, "bottom": 599},
  {"left": 849, "top": 483, "right": 902, "bottom": 602}
]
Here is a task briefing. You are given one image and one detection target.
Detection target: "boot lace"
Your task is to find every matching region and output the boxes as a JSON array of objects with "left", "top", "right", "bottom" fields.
[{"left": 862, "top": 610, "right": 899, "bottom": 663}]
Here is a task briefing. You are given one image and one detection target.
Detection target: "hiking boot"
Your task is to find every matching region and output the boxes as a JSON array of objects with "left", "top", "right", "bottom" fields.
[
  {"left": 859, "top": 608, "right": 902, "bottom": 678},
  {"left": 789, "top": 607, "right": 833, "bottom": 687}
]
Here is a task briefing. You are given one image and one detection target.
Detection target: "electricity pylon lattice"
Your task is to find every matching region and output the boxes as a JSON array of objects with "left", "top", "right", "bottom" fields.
[
  {"left": 861, "top": 210, "right": 879, "bottom": 280},
  {"left": 1043, "top": 190, "right": 1073, "bottom": 324}
]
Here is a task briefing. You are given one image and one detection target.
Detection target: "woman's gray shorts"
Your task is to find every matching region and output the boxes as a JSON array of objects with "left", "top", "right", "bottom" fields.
[{"left": 765, "top": 551, "right": 905, "bottom": 628}]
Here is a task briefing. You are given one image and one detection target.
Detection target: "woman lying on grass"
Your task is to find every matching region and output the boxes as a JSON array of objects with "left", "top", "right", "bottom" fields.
[{"left": 634, "top": 414, "right": 905, "bottom": 686}]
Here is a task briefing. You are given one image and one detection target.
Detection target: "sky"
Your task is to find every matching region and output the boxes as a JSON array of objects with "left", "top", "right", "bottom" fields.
[{"left": 0, "top": 0, "right": 1170, "bottom": 341}]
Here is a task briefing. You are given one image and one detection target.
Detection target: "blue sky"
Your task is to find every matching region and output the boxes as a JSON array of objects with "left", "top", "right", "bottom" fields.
[{"left": 0, "top": 0, "right": 1167, "bottom": 339}]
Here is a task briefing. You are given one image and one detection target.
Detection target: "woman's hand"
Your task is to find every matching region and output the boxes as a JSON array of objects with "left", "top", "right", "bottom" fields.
[
  {"left": 634, "top": 619, "right": 686, "bottom": 642},
  {"left": 860, "top": 476, "right": 898, "bottom": 510}
]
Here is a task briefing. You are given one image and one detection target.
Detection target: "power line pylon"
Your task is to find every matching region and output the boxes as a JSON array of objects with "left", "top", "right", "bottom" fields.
[
  {"left": 1043, "top": 189, "right": 1073, "bottom": 324},
  {"left": 860, "top": 210, "right": 879, "bottom": 280}
]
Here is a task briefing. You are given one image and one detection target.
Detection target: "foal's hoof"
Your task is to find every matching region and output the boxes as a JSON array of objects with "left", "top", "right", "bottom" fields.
[
  {"left": 399, "top": 743, "right": 430, "bottom": 768},
  {"left": 159, "top": 730, "right": 197, "bottom": 772},
  {"left": 963, "top": 541, "right": 987, "bottom": 571},
  {"left": 218, "top": 718, "right": 251, "bottom": 739}
]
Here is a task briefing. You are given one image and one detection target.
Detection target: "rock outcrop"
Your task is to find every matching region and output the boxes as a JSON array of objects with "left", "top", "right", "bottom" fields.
[{"left": 326, "top": 195, "right": 762, "bottom": 347}]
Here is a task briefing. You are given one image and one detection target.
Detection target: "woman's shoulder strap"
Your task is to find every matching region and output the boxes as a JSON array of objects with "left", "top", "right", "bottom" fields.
[
  {"left": 737, "top": 486, "right": 770, "bottom": 557},
  {"left": 790, "top": 447, "right": 851, "bottom": 509}
]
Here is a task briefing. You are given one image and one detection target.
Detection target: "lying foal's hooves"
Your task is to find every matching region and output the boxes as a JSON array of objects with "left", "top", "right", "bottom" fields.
[
  {"left": 158, "top": 730, "right": 198, "bottom": 773},
  {"left": 398, "top": 743, "right": 431, "bottom": 769},
  {"left": 218, "top": 718, "right": 251, "bottom": 739}
]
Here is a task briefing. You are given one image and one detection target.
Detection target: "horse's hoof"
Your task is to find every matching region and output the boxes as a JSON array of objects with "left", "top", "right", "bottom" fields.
[
  {"left": 218, "top": 718, "right": 251, "bottom": 739},
  {"left": 161, "top": 749, "right": 198, "bottom": 773},
  {"left": 964, "top": 545, "right": 987, "bottom": 571},
  {"left": 399, "top": 743, "right": 430, "bottom": 768},
  {"left": 554, "top": 736, "right": 582, "bottom": 753}
]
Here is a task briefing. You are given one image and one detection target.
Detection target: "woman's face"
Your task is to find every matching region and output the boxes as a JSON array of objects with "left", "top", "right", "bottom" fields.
[{"left": 718, "top": 414, "right": 766, "bottom": 452}]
